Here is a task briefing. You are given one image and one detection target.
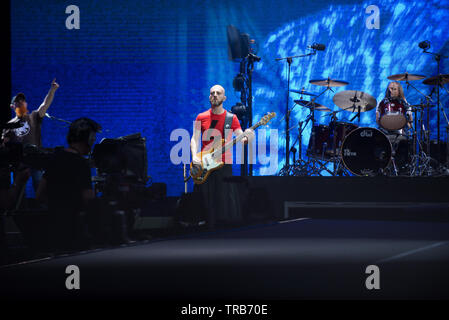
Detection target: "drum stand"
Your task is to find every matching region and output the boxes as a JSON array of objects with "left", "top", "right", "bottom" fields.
[
  {"left": 291, "top": 109, "right": 351, "bottom": 177},
  {"left": 281, "top": 112, "right": 335, "bottom": 177},
  {"left": 276, "top": 49, "right": 322, "bottom": 168},
  {"left": 279, "top": 119, "right": 310, "bottom": 176},
  {"left": 403, "top": 79, "right": 437, "bottom": 176},
  {"left": 279, "top": 111, "right": 311, "bottom": 176},
  {"left": 279, "top": 84, "right": 334, "bottom": 176},
  {"left": 440, "top": 102, "right": 449, "bottom": 173}
]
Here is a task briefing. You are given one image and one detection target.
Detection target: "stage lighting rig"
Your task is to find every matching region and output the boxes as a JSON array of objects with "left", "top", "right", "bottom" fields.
[
  {"left": 227, "top": 25, "right": 261, "bottom": 177},
  {"left": 231, "top": 102, "right": 247, "bottom": 121}
]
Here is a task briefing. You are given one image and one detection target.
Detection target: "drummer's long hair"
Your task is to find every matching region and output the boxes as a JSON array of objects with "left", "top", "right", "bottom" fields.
[{"left": 384, "top": 81, "right": 406, "bottom": 101}]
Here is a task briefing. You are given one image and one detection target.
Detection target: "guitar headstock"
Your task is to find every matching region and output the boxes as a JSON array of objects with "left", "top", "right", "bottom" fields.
[{"left": 258, "top": 112, "right": 276, "bottom": 126}]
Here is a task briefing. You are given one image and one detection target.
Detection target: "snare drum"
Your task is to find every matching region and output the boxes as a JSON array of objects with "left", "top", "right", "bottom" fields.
[
  {"left": 341, "top": 127, "right": 392, "bottom": 176},
  {"left": 378, "top": 99, "right": 408, "bottom": 130}
]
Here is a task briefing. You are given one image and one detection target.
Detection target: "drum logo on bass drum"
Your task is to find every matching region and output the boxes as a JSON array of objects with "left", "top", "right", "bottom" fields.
[
  {"left": 343, "top": 149, "right": 356, "bottom": 157},
  {"left": 360, "top": 169, "right": 374, "bottom": 175},
  {"left": 360, "top": 129, "right": 373, "bottom": 138}
]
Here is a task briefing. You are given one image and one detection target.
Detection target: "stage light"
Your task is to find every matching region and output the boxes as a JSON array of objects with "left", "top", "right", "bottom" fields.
[
  {"left": 231, "top": 102, "right": 247, "bottom": 120},
  {"left": 233, "top": 73, "right": 246, "bottom": 91}
]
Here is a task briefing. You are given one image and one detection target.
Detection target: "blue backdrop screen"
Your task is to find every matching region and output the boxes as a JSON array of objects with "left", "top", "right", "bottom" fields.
[{"left": 11, "top": 0, "right": 449, "bottom": 195}]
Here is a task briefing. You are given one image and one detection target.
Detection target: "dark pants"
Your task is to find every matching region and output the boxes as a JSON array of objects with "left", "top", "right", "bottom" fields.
[
  {"left": 31, "top": 169, "right": 43, "bottom": 192},
  {"left": 0, "top": 213, "right": 5, "bottom": 264},
  {"left": 194, "top": 165, "right": 242, "bottom": 229}
]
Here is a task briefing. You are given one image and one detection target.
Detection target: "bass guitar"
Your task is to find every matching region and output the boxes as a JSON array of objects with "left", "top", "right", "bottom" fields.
[{"left": 189, "top": 112, "right": 276, "bottom": 184}]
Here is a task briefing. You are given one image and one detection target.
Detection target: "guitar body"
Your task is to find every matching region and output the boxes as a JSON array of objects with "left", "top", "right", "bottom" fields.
[{"left": 190, "top": 148, "right": 224, "bottom": 185}]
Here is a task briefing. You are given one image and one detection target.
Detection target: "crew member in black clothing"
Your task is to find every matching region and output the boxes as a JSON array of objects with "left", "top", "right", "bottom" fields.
[{"left": 36, "top": 117, "right": 101, "bottom": 251}]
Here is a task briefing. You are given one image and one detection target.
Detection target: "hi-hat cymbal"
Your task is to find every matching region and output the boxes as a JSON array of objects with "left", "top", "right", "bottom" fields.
[
  {"left": 309, "top": 78, "right": 349, "bottom": 87},
  {"left": 422, "top": 74, "right": 449, "bottom": 86},
  {"left": 289, "top": 88, "right": 317, "bottom": 96},
  {"left": 294, "top": 99, "right": 331, "bottom": 111},
  {"left": 332, "top": 90, "right": 377, "bottom": 112},
  {"left": 387, "top": 72, "right": 426, "bottom": 81}
]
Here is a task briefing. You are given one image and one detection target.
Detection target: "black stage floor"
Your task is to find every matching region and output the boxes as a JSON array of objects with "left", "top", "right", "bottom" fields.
[{"left": 1, "top": 216, "right": 449, "bottom": 300}]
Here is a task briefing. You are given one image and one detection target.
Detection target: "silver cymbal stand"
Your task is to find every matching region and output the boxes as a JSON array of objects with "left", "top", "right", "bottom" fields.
[
  {"left": 279, "top": 85, "right": 332, "bottom": 176},
  {"left": 402, "top": 76, "right": 435, "bottom": 176}
]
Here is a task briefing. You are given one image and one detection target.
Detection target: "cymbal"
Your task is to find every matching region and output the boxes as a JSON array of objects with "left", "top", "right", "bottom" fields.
[
  {"left": 289, "top": 88, "right": 317, "bottom": 96},
  {"left": 387, "top": 72, "right": 426, "bottom": 81},
  {"left": 422, "top": 74, "right": 449, "bottom": 86},
  {"left": 309, "top": 78, "right": 349, "bottom": 87},
  {"left": 332, "top": 90, "right": 377, "bottom": 112},
  {"left": 294, "top": 99, "right": 331, "bottom": 111}
]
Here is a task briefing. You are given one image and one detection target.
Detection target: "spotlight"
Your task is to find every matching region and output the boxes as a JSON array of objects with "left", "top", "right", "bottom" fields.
[
  {"left": 418, "top": 40, "right": 430, "bottom": 51},
  {"left": 233, "top": 73, "right": 246, "bottom": 91},
  {"left": 231, "top": 102, "right": 247, "bottom": 120}
]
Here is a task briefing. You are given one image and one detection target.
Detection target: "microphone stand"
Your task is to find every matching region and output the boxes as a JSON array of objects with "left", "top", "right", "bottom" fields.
[
  {"left": 287, "top": 115, "right": 313, "bottom": 176},
  {"left": 275, "top": 50, "right": 317, "bottom": 167},
  {"left": 422, "top": 48, "right": 448, "bottom": 160},
  {"left": 405, "top": 76, "right": 433, "bottom": 102},
  {"left": 45, "top": 113, "right": 72, "bottom": 125},
  {"left": 45, "top": 113, "right": 109, "bottom": 135}
]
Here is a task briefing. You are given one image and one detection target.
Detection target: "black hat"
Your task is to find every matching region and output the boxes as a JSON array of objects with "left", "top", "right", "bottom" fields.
[{"left": 11, "top": 93, "right": 26, "bottom": 105}]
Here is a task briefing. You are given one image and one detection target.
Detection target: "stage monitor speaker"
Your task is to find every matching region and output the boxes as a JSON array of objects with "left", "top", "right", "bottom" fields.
[{"left": 92, "top": 133, "right": 148, "bottom": 183}]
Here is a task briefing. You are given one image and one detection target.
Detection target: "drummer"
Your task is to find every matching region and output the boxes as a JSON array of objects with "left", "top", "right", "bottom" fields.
[
  {"left": 376, "top": 81, "right": 413, "bottom": 134},
  {"left": 376, "top": 81, "right": 413, "bottom": 172}
]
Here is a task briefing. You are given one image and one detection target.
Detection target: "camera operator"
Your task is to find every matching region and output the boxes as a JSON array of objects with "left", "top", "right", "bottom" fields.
[{"left": 36, "top": 117, "right": 101, "bottom": 252}]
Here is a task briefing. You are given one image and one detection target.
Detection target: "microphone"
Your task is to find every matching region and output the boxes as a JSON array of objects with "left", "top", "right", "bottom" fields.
[
  {"left": 45, "top": 113, "right": 52, "bottom": 119},
  {"left": 308, "top": 43, "right": 326, "bottom": 51},
  {"left": 418, "top": 40, "right": 430, "bottom": 50}
]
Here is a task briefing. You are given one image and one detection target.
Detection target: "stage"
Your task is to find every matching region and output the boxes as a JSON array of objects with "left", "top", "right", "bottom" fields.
[
  {"left": 1, "top": 197, "right": 449, "bottom": 300},
  {"left": 232, "top": 176, "right": 449, "bottom": 221}
]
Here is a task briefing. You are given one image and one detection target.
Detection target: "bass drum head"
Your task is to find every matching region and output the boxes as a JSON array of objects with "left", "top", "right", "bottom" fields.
[{"left": 341, "top": 127, "right": 392, "bottom": 176}]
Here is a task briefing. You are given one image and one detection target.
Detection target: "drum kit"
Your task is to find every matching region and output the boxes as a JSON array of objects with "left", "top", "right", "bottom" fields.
[{"left": 280, "top": 72, "right": 449, "bottom": 177}]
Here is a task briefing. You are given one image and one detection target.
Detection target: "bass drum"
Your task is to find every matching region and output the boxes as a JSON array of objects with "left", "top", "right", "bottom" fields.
[{"left": 341, "top": 127, "right": 392, "bottom": 176}]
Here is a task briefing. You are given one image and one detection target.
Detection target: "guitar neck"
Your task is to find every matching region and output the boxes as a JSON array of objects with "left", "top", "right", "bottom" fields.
[{"left": 215, "top": 122, "right": 264, "bottom": 157}]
